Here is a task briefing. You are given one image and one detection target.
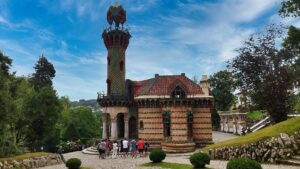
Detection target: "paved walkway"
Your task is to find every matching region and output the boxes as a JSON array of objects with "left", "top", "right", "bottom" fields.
[
  {"left": 39, "top": 151, "right": 300, "bottom": 169},
  {"left": 212, "top": 131, "right": 238, "bottom": 143},
  {"left": 39, "top": 132, "right": 298, "bottom": 169}
]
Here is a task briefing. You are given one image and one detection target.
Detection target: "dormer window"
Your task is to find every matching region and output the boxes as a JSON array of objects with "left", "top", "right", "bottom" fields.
[{"left": 171, "top": 86, "right": 186, "bottom": 98}]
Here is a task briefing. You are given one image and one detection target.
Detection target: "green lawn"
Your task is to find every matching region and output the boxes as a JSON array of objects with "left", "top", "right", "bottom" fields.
[
  {"left": 202, "top": 116, "right": 300, "bottom": 151},
  {"left": 0, "top": 152, "right": 53, "bottom": 162},
  {"left": 246, "top": 111, "right": 266, "bottom": 120},
  {"left": 141, "top": 162, "right": 211, "bottom": 169}
]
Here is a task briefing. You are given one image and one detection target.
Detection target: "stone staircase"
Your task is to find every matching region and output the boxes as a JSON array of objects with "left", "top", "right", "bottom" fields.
[
  {"left": 82, "top": 146, "right": 99, "bottom": 155},
  {"left": 277, "top": 151, "right": 300, "bottom": 166}
]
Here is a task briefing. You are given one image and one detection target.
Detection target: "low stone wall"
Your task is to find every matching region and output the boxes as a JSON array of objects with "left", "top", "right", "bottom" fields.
[
  {"left": 208, "top": 131, "right": 300, "bottom": 163},
  {"left": 0, "top": 154, "right": 63, "bottom": 169}
]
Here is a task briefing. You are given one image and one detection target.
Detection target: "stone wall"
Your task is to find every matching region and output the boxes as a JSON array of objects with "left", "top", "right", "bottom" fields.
[
  {"left": 0, "top": 154, "right": 63, "bottom": 169},
  {"left": 208, "top": 131, "right": 300, "bottom": 163}
]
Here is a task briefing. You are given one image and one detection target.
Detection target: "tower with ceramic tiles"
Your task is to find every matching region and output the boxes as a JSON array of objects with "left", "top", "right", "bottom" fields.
[{"left": 102, "top": 3, "right": 131, "bottom": 96}]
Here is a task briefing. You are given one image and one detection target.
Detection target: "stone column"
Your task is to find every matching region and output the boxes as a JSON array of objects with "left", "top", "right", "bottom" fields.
[
  {"left": 124, "top": 114, "right": 129, "bottom": 139},
  {"left": 111, "top": 118, "right": 118, "bottom": 140},
  {"left": 102, "top": 114, "right": 107, "bottom": 139}
]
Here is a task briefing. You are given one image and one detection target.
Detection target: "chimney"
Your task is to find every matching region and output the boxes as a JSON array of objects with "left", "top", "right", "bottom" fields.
[
  {"left": 200, "top": 75, "right": 210, "bottom": 96},
  {"left": 155, "top": 74, "right": 159, "bottom": 78}
]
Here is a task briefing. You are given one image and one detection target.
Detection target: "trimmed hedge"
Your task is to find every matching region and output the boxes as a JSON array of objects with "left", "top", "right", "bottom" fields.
[
  {"left": 66, "top": 158, "right": 81, "bottom": 169},
  {"left": 226, "top": 157, "right": 262, "bottom": 169},
  {"left": 190, "top": 152, "right": 210, "bottom": 169},
  {"left": 149, "top": 149, "right": 166, "bottom": 163}
]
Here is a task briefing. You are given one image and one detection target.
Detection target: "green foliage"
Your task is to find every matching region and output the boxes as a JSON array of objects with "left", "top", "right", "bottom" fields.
[
  {"left": 25, "top": 86, "right": 62, "bottom": 151},
  {"left": 230, "top": 25, "right": 296, "bottom": 123},
  {"left": 226, "top": 158, "right": 262, "bottom": 169},
  {"left": 279, "top": 0, "right": 300, "bottom": 17},
  {"left": 0, "top": 51, "right": 12, "bottom": 76},
  {"left": 246, "top": 111, "right": 266, "bottom": 120},
  {"left": 202, "top": 116, "right": 300, "bottom": 151},
  {"left": 149, "top": 149, "right": 166, "bottom": 163},
  {"left": 190, "top": 152, "right": 210, "bottom": 169},
  {"left": 59, "top": 107, "right": 101, "bottom": 142},
  {"left": 63, "top": 123, "right": 80, "bottom": 141},
  {"left": 210, "top": 70, "right": 236, "bottom": 111},
  {"left": 31, "top": 55, "right": 55, "bottom": 90},
  {"left": 66, "top": 158, "right": 81, "bottom": 169},
  {"left": 57, "top": 141, "right": 81, "bottom": 153}
]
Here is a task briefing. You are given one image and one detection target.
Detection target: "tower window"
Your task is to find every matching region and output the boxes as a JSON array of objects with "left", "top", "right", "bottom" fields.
[
  {"left": 139, "top": 120, "right": 144, "bottom": 130},
  {"left": 107, "top": 56, "right": 110, "bottom": 65},
  {"left": 163, "top": 111, "right": 171, "bottom": 137},
  {"left": 187, "top": 111, "right": 193, "bottom": 139},
  {"left": 120, "top": 61, "right": 124, "bottom": 71},
  {"left": 172, "top": 86, "right": 186, "bottom": 98}
]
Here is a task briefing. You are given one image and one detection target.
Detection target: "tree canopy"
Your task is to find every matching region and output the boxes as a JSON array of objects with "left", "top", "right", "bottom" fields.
[{"left": 230, "top": 25, "right": 296, "bottom": 123}]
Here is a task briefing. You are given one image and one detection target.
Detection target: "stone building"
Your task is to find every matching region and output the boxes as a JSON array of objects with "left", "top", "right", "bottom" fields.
[{"left": 98, "top": 4, "right": 213, "bottom": 152}]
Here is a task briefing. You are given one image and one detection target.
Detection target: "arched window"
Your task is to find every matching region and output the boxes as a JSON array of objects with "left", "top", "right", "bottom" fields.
[
  {"left": 187, "top": 111, "right": 193, "bottom": 139},
  {"left": 171, "top": 86, "right": 186, "bottom": 98},
  {"left": 120, "top": 61, "right": 124, "bottom": 71},
  {"left": 139, "top": 120, "right": 144, "bottom": 130},
  {"left": 106, "top": 79, "right": 111, "bottom": 95},
  {"left": 107, "top": 56, "right": 110, "bottom": 65},
  {"left": 163, "top": 111, "right": 171, "bottom": 137}
]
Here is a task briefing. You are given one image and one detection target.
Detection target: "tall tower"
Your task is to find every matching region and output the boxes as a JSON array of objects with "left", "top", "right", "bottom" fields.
[{"left": 102, "top": 3, "right": 131, "bottom": 96}]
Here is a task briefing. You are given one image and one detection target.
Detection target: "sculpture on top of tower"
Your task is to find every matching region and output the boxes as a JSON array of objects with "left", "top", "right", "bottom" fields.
[{"left": 107, "top": 2, "right": 126, "bottom": 28}]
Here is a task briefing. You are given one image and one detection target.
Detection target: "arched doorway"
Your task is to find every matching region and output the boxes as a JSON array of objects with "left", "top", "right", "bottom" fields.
[
  {"left": 117, "top": 113, "right": 125, "bottom": 138},
  {"left": 129, "top": 116, "right": 137, "bottom": 139}
]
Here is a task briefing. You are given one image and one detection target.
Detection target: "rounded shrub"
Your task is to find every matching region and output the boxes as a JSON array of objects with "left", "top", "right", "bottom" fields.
[
  {"left": 66, "top": 158, "right": 81, "bottom": 169},
  {"left": 190, "top": 152, "right": 210, "bottom": 169},
  {"left": 226, "top": 157, "right": 262, "bottom": 169},
  {"left": 149, "top": 149, "right": 166, "bottom": 163}
]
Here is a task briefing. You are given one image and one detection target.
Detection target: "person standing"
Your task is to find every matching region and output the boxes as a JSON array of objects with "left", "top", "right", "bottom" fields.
[
  {"left": 137, "top": 138, "right": 145, "bottom": 157},
  {"left": 105, "top": 138, "right": 111, "bottom": 157},
  {"left": 112, "top": 141, "right": 118, "bottom": 159},
  {"left": 130, "top": 139, "right": 137, "bottom": 158},
  {"left": 98, "top": 140, "right": 106, "bottom": 159},
  {"left": 122, "top": 138, "right": 129, "bottom": 158},
  {"left": 144, "top": 142, "right": 149, "bottom": 157}
]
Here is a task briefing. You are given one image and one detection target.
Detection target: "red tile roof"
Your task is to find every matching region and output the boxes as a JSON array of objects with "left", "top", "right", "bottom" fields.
[{"left": 131, "top": 74, "right": 204, "bottom": 97}]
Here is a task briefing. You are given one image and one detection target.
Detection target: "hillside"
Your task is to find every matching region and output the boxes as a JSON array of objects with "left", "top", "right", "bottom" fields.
[
  {"left": 70, "top": 99, "right": 100, "bottom": 111},
  {"left": 202, "top": 116, "right": 300, "bottom": 151}
]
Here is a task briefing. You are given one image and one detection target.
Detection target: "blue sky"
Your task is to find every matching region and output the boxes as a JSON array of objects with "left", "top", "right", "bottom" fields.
[{"left": 0, "top": 0, "right": 299, "bottom": 101}]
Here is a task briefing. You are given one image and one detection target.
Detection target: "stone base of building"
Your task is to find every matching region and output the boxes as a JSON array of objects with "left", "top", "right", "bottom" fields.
[{"left": 161, "top": 142, "right": 196, "bottom": 153}]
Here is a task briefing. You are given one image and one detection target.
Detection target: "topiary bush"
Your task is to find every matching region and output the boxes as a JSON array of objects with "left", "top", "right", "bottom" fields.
[
  {"left": 66, "top": 158, "right": 81, "bottom": 169},
  {"left": 149, "top": 149, "right": 166, "bottom": 163},
  {"left": 226, "top": 157, "right": 262, "bottom": 169},
  {"left": 190, "top": 152, "right": 210, "bottom": 169}
]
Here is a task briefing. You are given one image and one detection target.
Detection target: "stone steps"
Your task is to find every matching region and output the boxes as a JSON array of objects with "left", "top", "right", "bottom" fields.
[
  {"left": 277, "top": 159, "right": 300, "bottom": 166},
  {"left": 82, "top": 147, "right": 99, "bottom": 155}
]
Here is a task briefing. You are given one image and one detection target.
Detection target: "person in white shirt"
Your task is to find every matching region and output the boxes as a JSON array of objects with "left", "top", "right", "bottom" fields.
[
  {"left": 122, "top": 138, "right": 129, "bottom": 157},
  {"left": 112, "top": 141, "right": 118, "bottom": 159}
]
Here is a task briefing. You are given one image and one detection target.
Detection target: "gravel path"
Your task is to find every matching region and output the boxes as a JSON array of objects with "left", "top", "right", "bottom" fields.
[{"left": 39, "top": 151, "right": 300, "bottom": 169}]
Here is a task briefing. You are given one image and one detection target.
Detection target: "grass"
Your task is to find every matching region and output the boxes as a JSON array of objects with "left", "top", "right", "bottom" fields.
[
  {"left": 0, "top": 152, "right": 53, "bottom": 162},
  {"left": 246, "top": 111, "right": 266, "bottom": 120},
  {"left": 202, "top": 116, "right": 300, "bottom": 151},
  {"left": 141, "top": 162, "right": 193, "bottom": 169}
]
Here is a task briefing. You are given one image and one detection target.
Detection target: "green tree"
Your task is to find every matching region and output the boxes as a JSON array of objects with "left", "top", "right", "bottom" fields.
[
  {"left": 210, "top": 70, "right": 236, "bottom": 111},
  {"left": 279, "top": 0, "right": 300, "bottom": 17},
  {"left": 25, "top": 86, "right": 62, "bottom": 151},
  {"left": 31, "top": 55, "right": 55, "bottom": 90},
  {"left": 60, "top": 107, "right": 100, "bottom": 142},
  {"left": 0, "top": 51, "right": 12, "bottom": 76},
  {"left": 230, "top": 25, "right": 296, "bottom": 123}
]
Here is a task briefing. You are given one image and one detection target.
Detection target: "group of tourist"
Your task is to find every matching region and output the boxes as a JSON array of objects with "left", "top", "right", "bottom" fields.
[{"left": 97, "top": 138, "right": 149, "bottom": 159}]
